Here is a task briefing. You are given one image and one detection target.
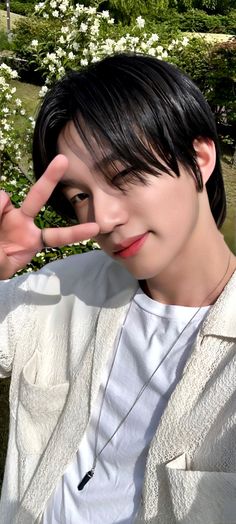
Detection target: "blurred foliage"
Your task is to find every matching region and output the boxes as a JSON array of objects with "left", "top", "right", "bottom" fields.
[
  {"left": 177, "top": 9, "right": 236, "bottom": 34},
  {"left": 0, "top": 30, "right": 12, "bottom": 51},
  {"left": 171, "top": 37, "right": 236, "bottom": 138},
  {"left": 0, "top": 0, "right": 37, "bottom": 16},
  {"left": 169, "top": 0, "right": 236, "bottom": 14},
  {"left": 12, "top": 16, "right": 61, "bottom": 62}
]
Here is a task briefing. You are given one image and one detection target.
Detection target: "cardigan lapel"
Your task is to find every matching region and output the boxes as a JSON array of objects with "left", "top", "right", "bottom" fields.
[
  {"left": 90, "top": 286, "right": 137, "bottom": 407},
  {"left": 142, "top": 273, "right": 236, "bottom": 521},
  {"left": 14, "top": 286, "right": 136, "bottom": 524}
]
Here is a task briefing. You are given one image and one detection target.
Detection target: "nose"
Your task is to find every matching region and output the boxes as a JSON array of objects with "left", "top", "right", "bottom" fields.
[{"left": 91, "top": 189, "right": 128, "bottom": 234}]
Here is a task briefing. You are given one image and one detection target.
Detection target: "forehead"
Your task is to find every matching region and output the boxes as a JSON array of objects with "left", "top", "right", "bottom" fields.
[
  {"left": 57, "top": 122, "right": 124, "bottom": 181},
  {"left": 58, "top": 121, "right": 120, "bottom": 173}
]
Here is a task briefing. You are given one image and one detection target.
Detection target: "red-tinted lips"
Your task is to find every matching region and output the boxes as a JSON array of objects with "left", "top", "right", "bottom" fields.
[{"left": 113, "top": 233, "right": 148, "bottom": 257}]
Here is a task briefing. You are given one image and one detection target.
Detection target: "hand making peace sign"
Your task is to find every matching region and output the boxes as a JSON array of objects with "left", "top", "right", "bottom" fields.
[{"left": 0, "top": 155, "right": 99, "bottom": 279}]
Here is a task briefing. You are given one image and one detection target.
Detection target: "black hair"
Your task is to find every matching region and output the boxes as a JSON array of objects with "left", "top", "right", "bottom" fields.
[{"left": 33, "top": 52, "right": 226, "bottom": 227}]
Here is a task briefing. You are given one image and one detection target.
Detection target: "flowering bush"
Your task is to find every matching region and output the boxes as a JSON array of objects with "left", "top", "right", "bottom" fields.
[
  {"left": 26, "top": 0, "right": 189, "bottom": 90},
  {"left": 0, "top": 61, "right": 99, "bottom": 274},
  {"left": 0, "top": 63, "right": 33, "bottom": 180},
  {"left": 1, "top": 0, "right": 191, "bottom": 274}
]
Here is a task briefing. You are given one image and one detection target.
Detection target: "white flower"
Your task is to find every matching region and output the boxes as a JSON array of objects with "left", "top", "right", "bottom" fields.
[
  {"left": 11, "top": 87, "right": 16, "bottom": 94},
  {"left": 136, "top": 16, "right": 145, "bottom": 29},
  {"left": 140, "top": 42, "right": 147, "bottom": 51},
  {"left": 87, "top": 7, "right": 96, "bottom": 14},
  {"left": 108, "top": 18, "right": 114, "bottom": 25},
  {"left": 50, "top": 0, "right": 57, "bottom": 8},
  {"left": 101, "top": 10, "right": 109, "bottom": 18},
  {"left": 35, "top": 1, "right": 45, "bottom": 10},
  {"left": 59, "top": 36, "right": 65, "bottom": 44},
  {"left": 148, "top": 48, "right": 156, "bottom": 56},
  {"left": 57, "top": 47, "right": 66, "bottom": 57},
  {"left": 72, "top": 42, "right": 79, "bottom": 51},
  {"left": 68, "top": 51, "right": 75, "bottom": 60},
  {"left": 61, "top": 26, "right": 69, "bottom": 33},
  {"left": 182, "top": 36, "right": 189, "bottom": 46},
  {"left": 31, "top": 39, "right": 39, "bottom": 47},
  {"left": 79, "top": 22, "right": 88, "bottom": 32},
  {"left": 92, "top": 242, "right": 100, "bottom": 249},
  {"left": 15, "top": 98, "right": 22, "bottom": 107},
  {"left": 150, "top": 33, "right": 159, "bottom": 42},
  {"left": 43, "top": 12, "right": 49, "bottom": 18},
  {"left": 80, "top": 58, "right": 88, "bottom": 66},
  {"left": 20, "top": 109, "right": 26, "bottom": 116},
  {"left": 0, "top": 175, "right": 7, "bottom": 181},
  {"left": 52, "top": 10, "right": 59, "bottom": 17},
  {"left": 59, "top": 4, "right": 67, "bottom": 12}
]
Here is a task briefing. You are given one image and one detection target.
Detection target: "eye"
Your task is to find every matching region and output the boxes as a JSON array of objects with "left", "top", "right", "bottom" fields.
[{"left": 70, "top": 193, "right": 89, "bottom": 206}]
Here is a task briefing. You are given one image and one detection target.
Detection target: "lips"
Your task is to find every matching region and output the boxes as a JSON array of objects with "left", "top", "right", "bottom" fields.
[{"left": 113, "top": 233, "right": 148, "bottom": 258}]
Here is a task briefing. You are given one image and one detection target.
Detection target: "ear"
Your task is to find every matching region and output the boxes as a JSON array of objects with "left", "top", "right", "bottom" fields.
[{"left": 193, "top": 138, "right": 216, "bottom": 184}]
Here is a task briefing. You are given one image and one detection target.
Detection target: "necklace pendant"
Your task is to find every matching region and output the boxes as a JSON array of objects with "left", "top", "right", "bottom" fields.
[{"left": 77, "top": 469, "right": 95, "bottom": 491}]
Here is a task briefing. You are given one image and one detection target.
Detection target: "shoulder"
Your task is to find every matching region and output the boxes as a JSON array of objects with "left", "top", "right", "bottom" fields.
[
  {"left": 202, "top": 269, "right": 236, "bottom": 338},
  {"left": 3, "top": 250, "right": 137, "bottom": 307}
]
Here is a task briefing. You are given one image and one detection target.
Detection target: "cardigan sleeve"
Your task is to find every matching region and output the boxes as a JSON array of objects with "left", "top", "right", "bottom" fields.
[
  {"left": 0, "top": 275, "right": 26, "bottom": 378},
  {"left": 0, "top": 277, "right": 22, "bottom": 377}
]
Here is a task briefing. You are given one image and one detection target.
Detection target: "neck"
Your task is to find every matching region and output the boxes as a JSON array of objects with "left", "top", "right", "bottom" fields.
[{"left": 145, "top": 232, "right": 236, "bottom": 307}]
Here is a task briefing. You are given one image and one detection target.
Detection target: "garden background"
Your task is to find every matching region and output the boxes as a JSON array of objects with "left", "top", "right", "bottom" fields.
[{"left": 0, "top": 0, "right": 235, "bottom": 489}]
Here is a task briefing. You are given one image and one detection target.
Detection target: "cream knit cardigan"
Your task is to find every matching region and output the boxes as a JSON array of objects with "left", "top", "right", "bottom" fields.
[{"left": 0, "top": 251, "right": 236, "bottom": 524}]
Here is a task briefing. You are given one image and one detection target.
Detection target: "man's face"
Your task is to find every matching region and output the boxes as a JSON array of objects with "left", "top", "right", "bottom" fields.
[{"left": 58, "top": 122, "right": 202, "bottom": 281}]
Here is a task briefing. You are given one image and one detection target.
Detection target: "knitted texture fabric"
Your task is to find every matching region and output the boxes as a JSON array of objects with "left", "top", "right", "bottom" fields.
[{"left": 0, "top": 252, "right": 236, "bottom": 524}]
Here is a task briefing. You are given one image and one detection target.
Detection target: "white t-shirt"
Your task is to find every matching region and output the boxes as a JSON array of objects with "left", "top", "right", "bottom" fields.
[{"left": 43, "top": 288, "right": 210, "bottom": 523}]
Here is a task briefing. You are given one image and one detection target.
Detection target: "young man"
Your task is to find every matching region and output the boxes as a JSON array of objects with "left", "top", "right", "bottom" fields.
[{"left": 0, "top": 53, "right": 236, "bottom": 524}]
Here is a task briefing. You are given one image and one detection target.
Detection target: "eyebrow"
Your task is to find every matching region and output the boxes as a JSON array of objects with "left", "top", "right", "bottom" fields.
[
  {"left": 91, "top": 153, "right": 120, "bottom": 172},
  {"left": 60, "top": 154, "right": 125, "bottom": 188}
]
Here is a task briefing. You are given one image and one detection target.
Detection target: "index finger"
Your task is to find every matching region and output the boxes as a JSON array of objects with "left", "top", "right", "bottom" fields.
[{"left": 21, "top": 155, "right": 68, "bottom": 218}]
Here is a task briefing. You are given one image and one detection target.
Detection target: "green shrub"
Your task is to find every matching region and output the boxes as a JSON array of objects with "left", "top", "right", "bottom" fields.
[
  {"left": 12, "top": 15, "right": 61, "bottom": 82},
  {"left": 12, "top": 16, "right": 60, "bottom": 61},
  {"left": 178, "top": 9, "right": 236, "bottom": 34},
  {"left": 170, "top": 35, "right": 211, "bottom": 92},
  {"left": 0, "top": 30, "right": 13, "bottom": 51},
  {"left": 10, "top": 1, "right": 34, "bottom": 16},
  {"left": 206, "top": 40, "right": 236, "bottom": 128},
  {"left": 171, "top": 36, "right": 236, "bottom": 144}
]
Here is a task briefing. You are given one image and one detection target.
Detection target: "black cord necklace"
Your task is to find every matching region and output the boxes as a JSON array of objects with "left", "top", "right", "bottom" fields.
[{"left": 77, "top": 253, "right": 232, "bottom": 491}]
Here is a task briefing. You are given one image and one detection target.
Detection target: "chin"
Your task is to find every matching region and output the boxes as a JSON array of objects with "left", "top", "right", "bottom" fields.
[{"left": 121, "top": 263, "right": 160, "bottom": 281}]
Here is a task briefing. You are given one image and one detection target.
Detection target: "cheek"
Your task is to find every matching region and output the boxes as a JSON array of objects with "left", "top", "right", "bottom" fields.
[{"left": 150, "top": 183, "right": 199, "bottom": 237}]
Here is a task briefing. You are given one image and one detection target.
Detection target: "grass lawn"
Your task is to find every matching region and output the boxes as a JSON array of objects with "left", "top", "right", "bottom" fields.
[{"left": 12, "top": 79, "right": 41, "bottom": 120}]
